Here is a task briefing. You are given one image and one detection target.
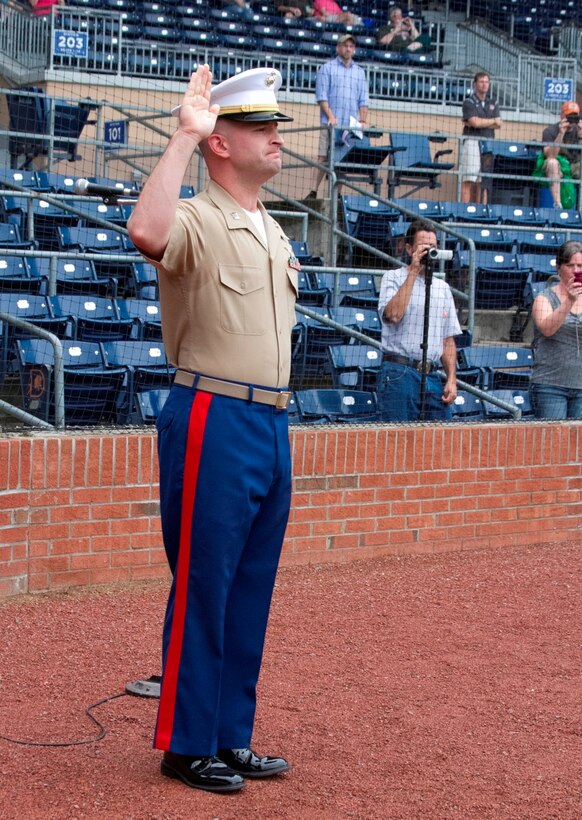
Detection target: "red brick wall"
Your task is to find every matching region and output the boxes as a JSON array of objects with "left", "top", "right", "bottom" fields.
[{"left": 1, "top": 423, "right": 581, "bottom": 598}]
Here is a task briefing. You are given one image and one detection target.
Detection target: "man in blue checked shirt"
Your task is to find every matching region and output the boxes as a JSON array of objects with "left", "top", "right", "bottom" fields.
[{"left": 306, "top": 34, "right": 369, "bottom": 200}]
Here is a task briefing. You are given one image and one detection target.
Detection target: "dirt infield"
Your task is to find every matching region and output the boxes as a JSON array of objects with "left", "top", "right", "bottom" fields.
[{"left": 0, "top": 541, "right": 580, "bottom": 820}]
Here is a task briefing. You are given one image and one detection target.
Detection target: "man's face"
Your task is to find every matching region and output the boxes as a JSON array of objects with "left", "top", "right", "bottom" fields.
[
  {"left": 406, "top": 230, "right": 437, "bottom": 266},
  {"left": 390, "top": 8, "right": 403, "bottom": 24},
  {"left": 220, "top": 119, "right": 285, "bottom": 182},
  {"left": 336, "top": 40, "right": 356, "bottom": 63},
  {"left": 474, "top": 75, "right": 490, "bottom": 98}
]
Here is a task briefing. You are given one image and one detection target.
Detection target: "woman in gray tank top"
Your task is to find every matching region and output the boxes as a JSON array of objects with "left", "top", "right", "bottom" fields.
[{"left": 530, "top": 240, "right": 582, "bottom": 418}]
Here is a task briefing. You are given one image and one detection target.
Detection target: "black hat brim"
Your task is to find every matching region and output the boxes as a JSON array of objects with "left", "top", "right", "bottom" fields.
[{"left": 219, "top": 111, "right": 294, "bottom": 122}]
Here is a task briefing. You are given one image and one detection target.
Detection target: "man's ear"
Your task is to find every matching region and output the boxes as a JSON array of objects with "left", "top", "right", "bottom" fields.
[{"left": 206, "top": 131, "right": 230, "bottom": 158}]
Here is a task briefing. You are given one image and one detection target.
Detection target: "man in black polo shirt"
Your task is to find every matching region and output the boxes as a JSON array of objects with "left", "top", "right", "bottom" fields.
[{"left": 460, "top": 72, "right": 502, "bottom": 204}]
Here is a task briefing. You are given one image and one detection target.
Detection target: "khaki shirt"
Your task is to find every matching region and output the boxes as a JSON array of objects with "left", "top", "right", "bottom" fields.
[{"left": 148, "top": 180, "right": 298, "bottom": 388}]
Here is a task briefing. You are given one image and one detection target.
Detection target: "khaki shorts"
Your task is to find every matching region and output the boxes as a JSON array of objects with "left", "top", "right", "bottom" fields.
[{"left": 460, "top": 138, "right": 481, "bottom": 183}]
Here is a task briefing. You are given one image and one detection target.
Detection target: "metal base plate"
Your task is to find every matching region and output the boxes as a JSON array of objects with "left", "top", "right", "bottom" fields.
[{"left": 125, "top": 675, "right": 161, "bottom": 698}]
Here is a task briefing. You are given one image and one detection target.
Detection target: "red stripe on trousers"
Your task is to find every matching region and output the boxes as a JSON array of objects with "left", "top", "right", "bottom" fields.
[{"left": 155, "top": 390, "right": 213, "bottom": 750}]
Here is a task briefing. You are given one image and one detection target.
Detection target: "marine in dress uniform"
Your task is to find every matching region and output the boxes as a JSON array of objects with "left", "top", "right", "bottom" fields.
[{"left": 128, "top": 66, "right": 297, "bottom": 794}]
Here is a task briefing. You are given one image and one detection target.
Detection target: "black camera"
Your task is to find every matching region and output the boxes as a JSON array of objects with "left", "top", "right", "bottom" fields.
[{"left": 566, "top": 114, "right": 580, "bottom": 124}]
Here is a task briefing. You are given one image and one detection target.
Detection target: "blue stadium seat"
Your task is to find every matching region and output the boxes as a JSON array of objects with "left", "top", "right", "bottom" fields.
[
  {"left": 443, "top": 201, "right": 497, "bottom": 223},
  {"left": 116, "top": 298, "right": 162, "bottom": 340},
  {"left": 395, "top": 197, "right": 447, "bottom": 222},
  {"left": 388, "top": 132, "right": 454, "bottom": 196},
  {"left": 135, "top": 388, "right": 171, "bottom": 424},
  {"left": 508, "top": 229, "right": 561, "bottom": 254},
  {"left": 459, "top": 345, "right": 533, "bottom": 390},
  {"left": 451, "top": 390, "right": 484, "bottom": 420},
  {"left": 0, "top": 167, "right": 40, "bottom": 190},
  {"left": 455, "top": 250, "right": 524, "bottom": 310},
  {"left": 27, "top": 256, "right": 117, "bottom": 299},
  {"left": 15, "top": 337, "right": 125, "bottom": 426},
  {"left": 488, "top": 204, "right": 543, "bottom": 226},
  {"left": 482, "top": 388, "right": 533, "bottom": 419},
  {"left": 327, "top": 343, "right": 382, "bottom": 390},
  {"left": 50, "top": 294, "right": 133, "bottom": 341},
  {"left": 0, "top": 256, "right": 41, "bottom": 294},
  {"left": 295, "top": 388, "right": 380, "bottom": 423},
  {"left": 126, "top": 262, "right": 159, "bottom": 299},
  {"left": 0, "top": 292, "right": 69, "bottom": 381},
  {"left": 0, "top": 222, "right": 35, "bottom": 250},
  {"left": 451, "top": 226, "right": 513, "bottom": 252},
  {"left": 102, "top": 339, "right": 174, "bottom": 421}
]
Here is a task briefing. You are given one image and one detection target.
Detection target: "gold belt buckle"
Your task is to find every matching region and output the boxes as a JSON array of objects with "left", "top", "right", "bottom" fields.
[{"left": 276, "top": 391, "right": 292, "bottom": 410}]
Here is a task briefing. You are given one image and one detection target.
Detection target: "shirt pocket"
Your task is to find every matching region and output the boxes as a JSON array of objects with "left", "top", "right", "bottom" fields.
[{"left": 218, "top": 264, "right": 266, "bottom": 335}]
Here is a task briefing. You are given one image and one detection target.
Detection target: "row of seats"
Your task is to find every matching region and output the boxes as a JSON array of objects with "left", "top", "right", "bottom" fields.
[
  {"left": 2, "top": 294, "right": 534, "bottom": 425},
  {"left": 137, "top": 385, "right": 533, "bottom": 426}
]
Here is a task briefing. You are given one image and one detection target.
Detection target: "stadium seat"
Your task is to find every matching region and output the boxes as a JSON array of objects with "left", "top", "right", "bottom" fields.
[
  {"left": 295, "top": 388, "right": 380, "bottom": 423},
  {"left": 459, "top": 345, "right": 533, "bottom": 390},
  {"left": 481, "top": 388, "right": 533, "bottom": 419},
  {"left": 50, "top": 294, "right": 133, "bottom": 341},
  {"left": 0, "top": 292, "right": 69, "bottom": 381},
  {"left": 0, "top": 222, "right": 35, "bottom": 250},
  {"left": 327, "top": 343, "right": 382, "bottom": 390},
  {"left": 2, "top": 195, "right": 78, "bottom": 251},
  {"left": 509, "top": 229, "right": 561, "bottom": 254},
  {"left": 27, "top": 256, "right": 117, "bottom": 299},
  {"left": 0, "top": 167, "right": 40, "bottom": 190},
  {"left": 341, "top": 195, "right": 401, "bottom": 265},
  {"left": 488, "top": 204, "right": 542, "bottom": 226},
  {"left": 443, "top": 201, "right": 497, "bottom": 224},
  {"left": 455, "top": 250, "right": 525, "bottom": 310},
  {"left": 7, "top": 88, "right": 96, "bottom": 170},
  {"left": 451, "top": 226, "right": 514, "bottom": 252},
  {"left": 479, "top": 139, "right": 538, "bottom": 206},
  {"left": 126, "top": 262, "right": 159, "bottom": 299},
  {"left": 102, "top": 339, "right": 174, "bottom": 422},
  {"left": 0, "top": 256, "right": 41, "bottom": 294},
  {"left": 387, "top": 131, "right": 454, "bottom": 196},
  {"left": 395, "top": 197, "right": 447, "bottom": 222},
  {"left": 451, "top": 390, "right": 484, "bottom": 420},
  {"left": 135, "top": 388, "right": 170, "bottom": 424},
  {"left": 57, "top": 225, "right": 128, "bottom": 254},
  {"left": 15, "top": 337, "right": 125, "bottom": 426},
  {"left": 116, "top": 298, "right": 162, "bottom": 340}
]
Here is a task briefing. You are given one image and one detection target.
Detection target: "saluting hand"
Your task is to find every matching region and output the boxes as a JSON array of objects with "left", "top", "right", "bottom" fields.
[{"left": 179, "top": 64, "right": 220, "bottom": 141}]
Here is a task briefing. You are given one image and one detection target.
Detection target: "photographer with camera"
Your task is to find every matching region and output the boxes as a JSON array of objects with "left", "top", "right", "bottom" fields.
[
  {"left": 538, "top": 101, "right": 582, "bottom": 208},
  {"left": 376, "top": 6, "right": 431, "bottom": 52},
  {"left": 377, "top": 221, "right": 461, "bottom": 422},
  {"left": 530, "top": 240, "right": 582, "bottom": 419}
]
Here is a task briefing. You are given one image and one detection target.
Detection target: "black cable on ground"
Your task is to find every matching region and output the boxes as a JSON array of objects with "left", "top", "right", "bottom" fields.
[{"left": 0, "top": 692, "right": 127, "bottom": 748}]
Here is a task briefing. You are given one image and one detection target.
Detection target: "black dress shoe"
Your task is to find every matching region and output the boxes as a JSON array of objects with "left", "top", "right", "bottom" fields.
[
  {"left": 216, "top": 747, "right": 290, "bottom": 779},
  {"left": 161, "top": 751, "right": 245, "bottom": 793}
]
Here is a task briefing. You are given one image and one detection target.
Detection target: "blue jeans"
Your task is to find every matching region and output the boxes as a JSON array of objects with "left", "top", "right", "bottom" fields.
[
  {"left": 377, "top": 361, "right": 451, "bottom": 422},
  {"left": 530, "top": 383, "right": 582, "bottom": 419}
]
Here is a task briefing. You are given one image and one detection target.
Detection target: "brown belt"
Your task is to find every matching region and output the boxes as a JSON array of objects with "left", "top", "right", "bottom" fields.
[
  {"left": 382, "top": 352, "right": 438, "bottom": 374},
  {"left": 173, "top": 370, "right": 292, "bottom": 410}
]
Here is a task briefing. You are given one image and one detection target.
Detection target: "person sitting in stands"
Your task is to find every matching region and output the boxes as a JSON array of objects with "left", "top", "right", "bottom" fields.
[
  {"left": 28, "top": 0, "right": 64, "bottom": 14},
  {"left": 276, "top": 0, "right": 312, "bottom": 18},
  {"left": 222, "top": 0, "right": 255, "bottom": 21},
  {"left": 312, "top": 0, "right": 361, "bottom": 26},
  {"left": 376, "top": 5, "right": 431, "bottom": 52}
]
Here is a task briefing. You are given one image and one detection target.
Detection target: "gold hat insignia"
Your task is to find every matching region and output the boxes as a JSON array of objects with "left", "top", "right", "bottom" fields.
[{"left": 265, "top": 71, "right": 277, "bottom": 87}]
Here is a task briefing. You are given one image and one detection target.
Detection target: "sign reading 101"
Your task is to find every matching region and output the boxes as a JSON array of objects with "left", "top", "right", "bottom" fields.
[
  {"left": 543, "top": 78, "right": 573, "bottom": 102},
  {"left": 104, "top": 120, "right": 128, "bottom": 147}
]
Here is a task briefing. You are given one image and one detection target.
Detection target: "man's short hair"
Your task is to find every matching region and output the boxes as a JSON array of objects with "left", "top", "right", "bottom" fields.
[
  {"left": 473, "top": 71, "right": 490, "bottom": 83},
  {"left": 405, "top": 220, "right": 436, "bottom": 246}
]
